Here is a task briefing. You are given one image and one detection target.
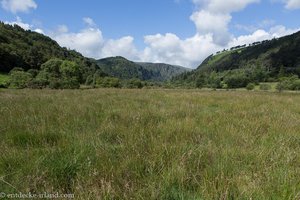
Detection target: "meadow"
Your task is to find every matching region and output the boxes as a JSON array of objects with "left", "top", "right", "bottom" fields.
[{"left": 0, "top": 89, "right": 300, "bottom": 199}]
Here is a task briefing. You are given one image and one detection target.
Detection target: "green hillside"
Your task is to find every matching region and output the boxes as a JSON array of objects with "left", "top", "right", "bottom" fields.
[
  {"left": 173, "top": 31, "right": 300, "bottom": 89},
  {"left": 96, "top": 56, "right": 153, "bottom": 80},
  {"left": 137, "top": 62, "right": 191, "bottom": 81},
  {"left": 0, "top": 22, "right": 99, "bottom": 77},
  {"left": 97, "top": 56, "right": 190, "bottom": 81}
]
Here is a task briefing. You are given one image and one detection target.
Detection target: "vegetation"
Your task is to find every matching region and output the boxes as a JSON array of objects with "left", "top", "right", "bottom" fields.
[
  {"left": 97, "top": 56, "right": 190, "bottom": 81},
  {"left": 0, "top": 73, "right": 9, "bottom": 88},
  {"left": 0, "top": 23, "right": 189, "bottom": 89},
  {"left": 246, "top": 83, "right": 255, "bottom": 90},
  {"left": 276, "top": 76, "right": 300, "bottom": 91},
  {"left": 0, "top": 22, "right": 99, "bottom": 80},
  {"left": 8, "top": 68, "right": 33, "bottom": 89},
  {"left": 137, "top": 62, "right": 191, "bottom": 81},
  {"left": 173, "top": 31, "right": 300, "bottom": 89},
  {"left": 0, "top": 89, "right": 300, "bottom": 199},
  {"left": 259, "top": 83, "right": 272, "bottom": 91}
]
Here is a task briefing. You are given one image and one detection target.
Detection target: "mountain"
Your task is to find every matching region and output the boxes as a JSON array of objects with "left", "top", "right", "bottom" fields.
[
  {"left": 136, "top": 62, "right": 191, "bottom": 81},
  {"left": 97, "top": 56, "right": 190, "bottom": 81},
  {"left": 173, "top": 31, "right": 300, "bottom": 87}
]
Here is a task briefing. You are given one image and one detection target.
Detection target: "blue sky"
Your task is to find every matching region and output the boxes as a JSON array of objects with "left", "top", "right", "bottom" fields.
[{"left": 1, "top": 0, "right": 300, "bottom": 68}]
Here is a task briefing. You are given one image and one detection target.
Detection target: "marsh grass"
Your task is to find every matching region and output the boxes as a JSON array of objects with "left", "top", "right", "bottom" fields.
[{"left": 0, "top": 89, "right": 300, "bottom": 199}]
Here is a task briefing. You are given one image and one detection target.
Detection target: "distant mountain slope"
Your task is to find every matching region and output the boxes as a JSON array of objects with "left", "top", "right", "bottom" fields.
[
  {"left": 198, "top": 31, "right": 300, "bottom": 74},
  {"left": 173, "top": 30, "right": 300, "bottom": 85},
  {"left": 137, "top": 62, "right": 191, "bottom": 81},
  {"left": 97, "top": 56, "right": 190, "bottom": 81}
]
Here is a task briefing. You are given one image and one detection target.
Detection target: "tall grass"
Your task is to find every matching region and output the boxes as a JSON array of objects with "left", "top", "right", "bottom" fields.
[{"left": 0, "top": 89, "right": 300, "bottom": 199}]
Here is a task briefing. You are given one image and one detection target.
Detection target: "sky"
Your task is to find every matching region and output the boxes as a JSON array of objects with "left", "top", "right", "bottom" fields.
[{"left": 0, "top": 0, "right": 300, "bottom": 68}]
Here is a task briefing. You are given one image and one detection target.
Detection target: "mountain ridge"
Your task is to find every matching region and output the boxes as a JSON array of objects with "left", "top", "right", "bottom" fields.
[{"left": 96, "top": 56, "right": 191, "bottom": 81}]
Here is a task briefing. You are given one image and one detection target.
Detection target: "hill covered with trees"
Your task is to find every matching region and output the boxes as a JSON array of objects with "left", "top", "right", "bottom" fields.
[
  {"left": 137, "top": 62, "right": 191, "bottom": 81},
  {"left": 0, "top": 22, "right": 99, "bottom": 78},
  {"left": 173, "top": 31, "right": 300, "bottom": 90},
  {"left": 97, "top": 57, "right": 190, "bottom": 82}
]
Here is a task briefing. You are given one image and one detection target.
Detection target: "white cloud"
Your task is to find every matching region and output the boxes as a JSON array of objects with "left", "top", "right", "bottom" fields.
[
  {"left": 57, "top": 25, "right": 69, "bottom": 34},
  {"left": 190, "top": 10, "right": 232, "bottom": 45},
  {"left": 101, "top": 36, "right": 139, "bottom": 59},
  {"left": 34, "top": 28, "right": 44, "bottom": 34},
  {"left": 140, "top": 33, "right": 220, "bottom": 67},
  {"left": 4, "top": 16, "right": 43, "bottom": 34},
  {"left": 229, "top": 26, "right": 300, "bottom": 47},
  {"left": 235, "top": 19, "right": 276, "bottom": 33},
  {"left": 1, "top": 0, "right": 37, "bottom": 13},
  {"left": 192, "top": 0, "right": 260, "bottom": 13},
  {"left": 284, "top": 0, "right": 300, "bottom": 9},
  {"left": 53, "top": 27, "right": 104, "bottom": 58},
  {"left": 5, "top": 16, "right": 31, "bottom": 29},
  {"left": 51, "top": 18, "right": 139, "bottom": 60},
  {"left": 190, "top": 0, "right": 259, "bottom": 45},
  {"left": 83, "top": 17, "right": 96, "bottom": 27}
]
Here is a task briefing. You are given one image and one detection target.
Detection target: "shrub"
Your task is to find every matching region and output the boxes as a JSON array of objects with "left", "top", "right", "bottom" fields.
[
  {"left": 259, "top": 83, "right": 271, "bottom": 91},
  {"left": 246, "top": 83, "right": 255, "bottom": 90},
  {"left": 27, "top": 69, "right": 39, "bottom": 77},
  {"left": 9, "top": 69, "right": 32, "bottom": 89},
  {"left": 95, "top": 77, "right": 121, "bottom": 88},
  {"left": 127, "top": 79, "right": 144, "bottom": 89},
  {"left": 224, "top": 70, "right": 250, "bottom": 88},
  {"left": 276, "top": 76, "right": 300, "bottom": 91},
  {"left": 290, "top": 79, "right": 300, "bottom": 90},
  {"left": 34, "top": 59, "right": 81, "bottom": 89}
]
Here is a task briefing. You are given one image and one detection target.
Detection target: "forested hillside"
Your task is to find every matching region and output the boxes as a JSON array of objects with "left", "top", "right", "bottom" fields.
[
  {"left": 97, "top": 57, "right": 190, "bottom": 81},
  {"left": 0, "top": 22, "right": 99, "bottom": 77},
  {"left": 173, "top": 31, "right": 300, "bottom": 90},
  {"left": 137, "top": 62, "right": 191, "bottom": 81}
]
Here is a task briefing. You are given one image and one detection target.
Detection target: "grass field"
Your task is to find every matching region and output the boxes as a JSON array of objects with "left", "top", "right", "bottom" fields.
[{"left": 0, "top": 89, "right": 300, "bottom": 199}]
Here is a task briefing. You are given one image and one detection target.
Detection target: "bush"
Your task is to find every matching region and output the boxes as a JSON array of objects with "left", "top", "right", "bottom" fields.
[
  {"left": 290, "top": 79, "right": 300, "bottom": 90},
  {"left": 224, "top": 70, "right": 250, "bottom": 88},
  {"left": 27, "top": 69, "right": 39, "bottom": 77},
  {"left": 276, "top": 76, "right": 300, "bottom": 91},
  {"left": 95, "top": 77, "right": 121, "bottom": 88},
  {"left": 9, "top": 69, "right": 32, "bottom": 89},
  {"left": 127, "top": 79, "right": 144, "bottom": 89},
  {"left": 246, "top": 83, "right": 255, "bottom": 90},
  {"left": 259, "top": 83, "right": 271, "bottom": 91},
  {"left": 33, "top": 59, "right": 81, "bottom": 89}
]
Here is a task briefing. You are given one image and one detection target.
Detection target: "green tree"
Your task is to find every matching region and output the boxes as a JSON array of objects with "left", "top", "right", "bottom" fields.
[
  {"left": 95, "top": 77, "right": 121, "bottom": 88},
  {"left": 32, "top": 59, "right": 80, "bottom": 89},
  {"left": 9, "top": 68, "right": 32, "bottom": 89}
]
